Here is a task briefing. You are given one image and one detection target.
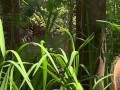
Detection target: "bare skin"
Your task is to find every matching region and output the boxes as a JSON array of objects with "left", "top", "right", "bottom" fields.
[{"left": 113, "top": 56, "right": 120, "bottom": 90}]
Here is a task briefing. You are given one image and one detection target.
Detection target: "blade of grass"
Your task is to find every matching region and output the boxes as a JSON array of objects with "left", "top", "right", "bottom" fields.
[
  {"left": 39, "top": 66, "right": 61, "bottom": 83},
  {"left": 6, "top": 60, "right": 34, "bottom": 90},
  {"left": 93, "top": 74, "right": 113, "bottom": 90},
  {"left": 78, "top": 33, "right": 94, "bottom": 51},
  {"left": 0, "top": 19, "right": 6, "bottom": 58},
  {"left": 103, "top": 82, "right": 112, "bottom": 90},
  {"left": 20, "top": 63, "right": 37, "bottom": 89},
  {"left": 40, "top": 40, "right": 47, "bottom": 90},
  {"left": 33, "top": 54, "right": 48, "bottom": 75},
  {"left": 69, "top": 51, "right": 79, "bottom": 69},
  {"left": 29, "top": 42, "right": 59, "bottom": 73},
  {"left": 51, "top": 53, "right": 66, "bottom": 69},
  {"left": 75, "top": 53, "right": 79, "bottom": 76},
  {"left": 68, "top": 66, "right": 83, "bottom": 90},
  {"left": 46, "top": 79, "right": 58, "bottom": 89},
  {"left": 0, "top": 65, "right": 10, "bottom": 90},
  {"left": 5, "top": 50, "right": 29, "bottom": 81},
  {"left": 55, "top": 24, "right": 75, "bottom": 51},
  {"left": 10, "top": 65, "right": 14, "bottom": 90},
  {"left": 17, "top": 43, "right": 29, "bottom": 53},
  {"left": 10, "top": 80, "right": 19, "bottom": 90},
  {"left": 80, "top": 64, "right": 90, "bottom": 76},
  {"left": 59, "top": 48, "right": 68, "bottom": 63},
  {"left": 96, "top": 20, "right": 120, "bottom": 32}
]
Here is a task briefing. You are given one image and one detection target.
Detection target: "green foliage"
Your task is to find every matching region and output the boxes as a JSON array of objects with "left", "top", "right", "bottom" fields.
[
  {"left": 106, "top": 0, "right": 120, "bottom": 60},
  {"left": 93, "top": 74, "right": 113, "bottom": 90},
  {"left": 0, "top": 19, "right": 6, "bottom": 58},
  {"left": 107, "top": 0, "right": 120, "bottom": 23},
  {"left": 1, "top": 0, "right": 119, "bottom": 89},
  {"left": 0, "top": 18, "right": 87, "bottom": 90}
]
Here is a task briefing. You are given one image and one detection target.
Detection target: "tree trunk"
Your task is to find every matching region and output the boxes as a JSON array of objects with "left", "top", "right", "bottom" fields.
[
  {"left": 76, "top": 0, "right": 106, "bottom": 89},
  {"left": 1, "top": 0, "right": 20, "bottom": 50}
]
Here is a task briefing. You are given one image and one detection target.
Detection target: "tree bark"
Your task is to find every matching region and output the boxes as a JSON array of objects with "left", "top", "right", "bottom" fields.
[
  {"left": 1, "top": 0, "right": 20, "bottom": 50},
  {"left": 76, "top": 0, "right": 106, "bottom": 89}
]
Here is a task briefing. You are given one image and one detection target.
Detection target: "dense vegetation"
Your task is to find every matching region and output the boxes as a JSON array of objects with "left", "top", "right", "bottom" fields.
[{"left": 0, "top": 0, "right": 120, "bottom": 90}]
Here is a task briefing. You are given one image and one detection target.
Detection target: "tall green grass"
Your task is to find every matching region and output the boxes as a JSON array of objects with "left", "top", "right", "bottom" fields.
[
  {"left": 0, "top": 19, "right": 6, "bottom": 58},
  {"left": 0, "top": 17, "right": 97, "bottom": 89},
  {"left": 0, "top": 19, "right": 84, "bottom": 90}
]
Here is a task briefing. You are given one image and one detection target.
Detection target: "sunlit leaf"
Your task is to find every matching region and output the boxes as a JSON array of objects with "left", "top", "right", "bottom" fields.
[{"left": 0, "top": 19, "right": 6, "bottom": 58}]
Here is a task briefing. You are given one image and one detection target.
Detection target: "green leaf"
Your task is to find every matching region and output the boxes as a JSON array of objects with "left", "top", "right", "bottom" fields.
[
  {"left": 33, "top": 54, "right": 48, "bottom": 75},
  {"left": 78, "top": 33, "right": 94, "bottom": 51},
  {"left": 55, "top": 24, "right": 75, "bottom": 51},
  {"left": 5, "top": 50, "right": 29, "bottom": 81},
  {"left": 20, "top": 63, "right": 37, "bottom": 89},
  {"left": 6, "top": 60, "right": 34, "bottom": 90},
  {"left": 93, "top": 74, "right": 113, "bottom": 90},
  {"left": 40, "top": 40, "right": 47, "bottom": 90},
  {"left": 109, "top": 23, "right": 120, "bottom": 32},
  {"left": 0, "top": 65, "right": 10, "bottom": 90},
  {"left": 29, "top": 42, "right": 59, "bottom": 73},
  {"left": 10, "top": 66, "right": 14, "bottom": 90},
  {"left": 0, "top": 19, "right": 6, "bottom": 58},
  {"left": 69, "top": 51, "right": 78, "bottom": 67},
  {"left": 59, "top": 48, "right": 68, "bottom": 63},
  {"left": 80, "top": 64, "right": 90, "bottom": 76},
  {"left": 39, "top": 66, "right": 61, "bottom": 82},
  {"left": 96, "top": 20, "right": 120, "bottom": 33}
]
